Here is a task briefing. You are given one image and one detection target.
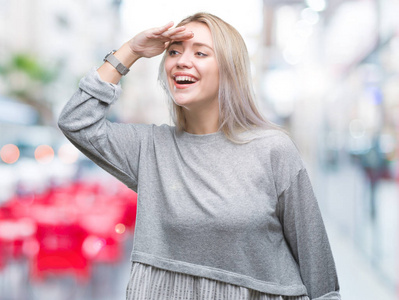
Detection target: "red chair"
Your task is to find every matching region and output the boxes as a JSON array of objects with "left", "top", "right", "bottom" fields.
[{"left": 30, "top": 223, "right": 89, "bottom": 282}]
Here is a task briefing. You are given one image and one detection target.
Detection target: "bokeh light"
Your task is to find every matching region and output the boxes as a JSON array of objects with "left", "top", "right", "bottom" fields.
[
  {"left": 58, "top": 143, "right": 79, "bottom": 164},
  {"left": 0, "top": 144, "right": 20, "bottom": 164},
  {"left": 82, "top": 236, "right": 106, "bottom": 258},
  {"left": 34, "top": 145, "right": 54, "bottom": 164},
  {"left": 115, "top": 223, "right": 126, "bottom": 234}
]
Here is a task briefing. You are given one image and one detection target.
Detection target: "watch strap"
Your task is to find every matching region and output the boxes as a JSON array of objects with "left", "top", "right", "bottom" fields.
[{"left": 104, "top": 50, "right": 130, "bottom": 76}]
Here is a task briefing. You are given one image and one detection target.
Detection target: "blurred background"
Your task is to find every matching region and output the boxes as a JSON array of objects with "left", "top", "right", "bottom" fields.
[{"left": 0, "top": 0, "right": 398, "bottom": 299}]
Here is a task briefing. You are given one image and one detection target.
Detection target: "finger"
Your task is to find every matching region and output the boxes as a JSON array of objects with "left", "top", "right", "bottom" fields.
[
  {"left": 168, "top": 31, "right": 194, "bottom": 41},
  {"left": 159, "top": 26, "right": 186, "bottom": 39},
  {"left": 152, "top": 21, "right": 175, "bottom": 35},
  {"left": 162, "top": 29, "right": 194, "bottom": 40}
]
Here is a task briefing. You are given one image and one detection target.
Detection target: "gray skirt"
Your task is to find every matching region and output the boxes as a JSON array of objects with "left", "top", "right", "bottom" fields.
[{"left": 126, "top": 262, "right": 309, "bottom": 300}]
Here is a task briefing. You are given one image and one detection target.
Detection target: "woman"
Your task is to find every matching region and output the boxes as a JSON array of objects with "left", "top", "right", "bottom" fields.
[{"left": 58, "top": 12, "right": 340, "bottom": 300}]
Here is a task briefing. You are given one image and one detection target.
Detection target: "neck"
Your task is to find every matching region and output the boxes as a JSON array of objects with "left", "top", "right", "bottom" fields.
[{"left": 183, "top": 105, "right": 219, "bottom": 135}]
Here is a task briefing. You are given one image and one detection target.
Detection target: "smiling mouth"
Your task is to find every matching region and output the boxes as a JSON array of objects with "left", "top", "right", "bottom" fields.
[{"left": 174, "top": 76, "right": 198, "bottom": 85}]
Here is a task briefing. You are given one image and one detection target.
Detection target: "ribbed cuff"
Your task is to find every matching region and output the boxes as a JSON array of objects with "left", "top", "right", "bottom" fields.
[{"left": 78, "top": 67, "right": 122, "bottom": 104}]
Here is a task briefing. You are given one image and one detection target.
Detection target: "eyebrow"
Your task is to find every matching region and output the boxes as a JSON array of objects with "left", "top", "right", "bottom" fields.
[{"left": 169, "top": 41, "right": 214, "bottom": 52}]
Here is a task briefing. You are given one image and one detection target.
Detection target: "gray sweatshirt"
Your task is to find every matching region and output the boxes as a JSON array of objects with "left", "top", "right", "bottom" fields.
[{"left": 58, "top": 69, "right": 340, "bottom": 299}]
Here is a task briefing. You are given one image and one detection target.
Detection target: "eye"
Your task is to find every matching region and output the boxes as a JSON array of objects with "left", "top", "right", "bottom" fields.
[
  {"left": 168, "top": 50, "right": 179, "bottom": 56},
  {"left": 196, "top": 52, "right": 208, "bottom": 57}
]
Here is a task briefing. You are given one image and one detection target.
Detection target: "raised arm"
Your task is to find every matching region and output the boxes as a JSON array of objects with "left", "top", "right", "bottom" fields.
[{"left": 58, "top": 22, "right": 194, "bottom": 190}]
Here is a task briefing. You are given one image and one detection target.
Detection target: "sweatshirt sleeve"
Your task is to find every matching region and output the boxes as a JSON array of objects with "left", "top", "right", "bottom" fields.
[
  {"left": 276, "top": 168, "right": 341, "bottom": 299},
  {"left": 58, "top": 68, "right": 147, "bottom": 191}
]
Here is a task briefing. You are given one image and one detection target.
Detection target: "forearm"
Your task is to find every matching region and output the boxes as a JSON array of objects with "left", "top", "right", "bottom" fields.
[{"left": 98, "top": 43, "right": 141, "bottom": 84}]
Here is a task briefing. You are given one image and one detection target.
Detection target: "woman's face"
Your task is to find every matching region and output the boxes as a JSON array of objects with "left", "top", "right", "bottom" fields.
[{"left": 164, "top": 22, "right": 219, "bottom": 111}]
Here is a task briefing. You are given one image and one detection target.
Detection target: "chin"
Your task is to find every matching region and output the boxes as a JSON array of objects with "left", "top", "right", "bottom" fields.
[
  {"left": 172, "top": 99, "right": 191, "bottom": 110},
  {"left": 171, "top": 94, "right": 192, "bottom": 107}
]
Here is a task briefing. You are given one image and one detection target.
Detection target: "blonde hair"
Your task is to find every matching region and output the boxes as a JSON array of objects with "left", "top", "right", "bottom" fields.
[{"left": 158, "top": 12, "right": 278, "bottom": 143}]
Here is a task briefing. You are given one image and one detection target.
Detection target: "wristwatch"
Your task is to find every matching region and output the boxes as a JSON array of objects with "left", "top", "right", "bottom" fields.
[{"left": 103, "top": 50, "right": 130, "bottom": 76}]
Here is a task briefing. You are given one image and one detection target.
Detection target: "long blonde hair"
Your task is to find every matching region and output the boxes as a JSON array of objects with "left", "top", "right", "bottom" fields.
[{"left": 158, "top": 12, "right": 277, "bottom": 143}]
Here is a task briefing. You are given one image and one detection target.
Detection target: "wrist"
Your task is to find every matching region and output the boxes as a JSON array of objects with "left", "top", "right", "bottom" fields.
[{"left": 113, "top": 43, "right": 141, "bottom": 68}]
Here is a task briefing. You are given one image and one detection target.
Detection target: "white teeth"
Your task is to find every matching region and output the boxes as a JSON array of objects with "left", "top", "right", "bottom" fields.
[{"left": 175, "top": 76, "right": 197, "bottom": 83}]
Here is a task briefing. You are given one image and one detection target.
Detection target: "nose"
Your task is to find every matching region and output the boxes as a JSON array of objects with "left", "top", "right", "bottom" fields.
[{"left": 176, "top": 52, "right": 193, "bottom": 69}]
